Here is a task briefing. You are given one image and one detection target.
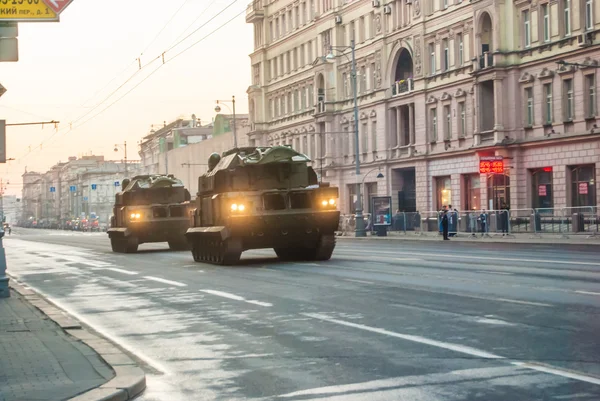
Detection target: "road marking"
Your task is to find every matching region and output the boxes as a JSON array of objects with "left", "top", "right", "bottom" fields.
[
  {"left": 476, "top": 270, "right": 514, "bottom": 275},
  {"left": 302, "top": 313, "right": 503, "bottom": 359},
  {"left": 105, "top": 268, "right": 138, "bottom": 276},
  {"left": 340, "top": 249, "right": 600, "bottom": 266},
  {"left": 344, "top": 279, "right": 375, "bottom": 285},
  {"left": 511, "top": 362, "right": 600, "bottom": 386},
  {"left": 304, "top": 313, "right": 600, "bottom": 386},
  {"left": 200, "top": 289, "right": 272, "bottom": 307},
  {"left": 144, "top": 276, "right": 187, "bottom": 287},
  {"left": 575, "top": 290, "right": 600, "bottom": 296}
]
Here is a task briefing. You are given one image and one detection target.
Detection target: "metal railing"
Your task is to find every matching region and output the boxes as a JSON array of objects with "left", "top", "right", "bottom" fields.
[{"left": 336, "top": 206, "right": 599, "bottom": 238}]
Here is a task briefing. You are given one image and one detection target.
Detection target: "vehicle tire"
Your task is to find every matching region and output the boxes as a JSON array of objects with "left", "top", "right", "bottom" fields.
[
  {"left": 274, "top": 248, "right": 306, "bottom": 261},
  {"left": 221, "top": 237, "right": 242, "bottom": 265},
  {"left": 125, "top": 237, "right": 139, "bottom": 253},
  {"left": 111, "top": 238, "right": 126, "bottom": 253},
  {"left": 307, "top": 234, "right": 336, "bottom": 261}
]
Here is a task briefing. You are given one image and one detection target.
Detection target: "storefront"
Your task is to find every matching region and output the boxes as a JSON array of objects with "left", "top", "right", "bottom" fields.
[{"left": 570, "top": 165, "right": 597, "bottom": 207}]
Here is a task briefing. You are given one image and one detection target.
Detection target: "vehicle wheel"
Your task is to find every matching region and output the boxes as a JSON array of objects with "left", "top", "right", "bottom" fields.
[
  {"left": 168, "top": 239, "right": 190, "bottom": 251},
  {"left": 111, "top": 238, "right": 126, "bottom": 253},
  {"left": 306, "top": 234, "right": 336, "bottom": 261},
  {"left": 125, "top": 237, "right": 139, "bottom": 253}
]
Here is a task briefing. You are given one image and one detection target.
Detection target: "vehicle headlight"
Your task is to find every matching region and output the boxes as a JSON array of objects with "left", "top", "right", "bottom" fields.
[
  {"left": 321, "top": 200, "right": 328, "bottom": 206},
  {"left": 231, "top": 203, "right": 246, "bottom": 213},
  {"left": 328, "top": 199, "right": 335, "bottom": 205},
  {"left": 129, "top": 212, "right": 142, "bottom": 220}
]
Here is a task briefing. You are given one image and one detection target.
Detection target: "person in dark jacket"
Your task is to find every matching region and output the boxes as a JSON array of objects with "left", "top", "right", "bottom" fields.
[{"left": 441, "top": 210, "right": 449, "bottom": 240}]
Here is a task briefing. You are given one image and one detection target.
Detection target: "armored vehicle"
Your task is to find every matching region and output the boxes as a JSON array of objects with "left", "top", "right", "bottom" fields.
[
  {"left": 186, "top": 146, "right": 340, "bottom": 265},
  {"left": 108, "top": 174, "right": 192, "bottom": 253}
]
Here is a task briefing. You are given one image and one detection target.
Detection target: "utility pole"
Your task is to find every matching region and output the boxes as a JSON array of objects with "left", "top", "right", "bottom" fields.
[
  {"left": 114, "top": 142, "right": 128, "bottom": 177},
  {"left": 0, "top": 177, "right": 8, "bottom": 298}
]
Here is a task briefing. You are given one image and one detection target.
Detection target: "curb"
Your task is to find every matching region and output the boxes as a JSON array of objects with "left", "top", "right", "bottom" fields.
[
  {"left": 335, "top": 233, "right": 600, "bottom": 246},
  {"left": 8, "top": 278, "right": 146, "bottom": 401}
]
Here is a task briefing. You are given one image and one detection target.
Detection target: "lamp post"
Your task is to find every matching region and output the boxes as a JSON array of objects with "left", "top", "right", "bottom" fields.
[
  {"left": 0, "top": 178, "right": 8, "bottom": 297},
  {"left": 215, "top": 96, "right": 238, "bottom": 149},
  {"left": 114, "top": 141, "right": 128, "bottom": 177},
  {"left": 325, "top": 40, "right": 366, "bottom": 236},
  {"left": 361, "top": 168, "right": 385, "bottom": 218}
]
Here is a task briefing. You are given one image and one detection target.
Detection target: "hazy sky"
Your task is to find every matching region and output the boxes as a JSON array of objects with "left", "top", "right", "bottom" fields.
[{"left": 0, "top": 0, "right": 253, "bottom": 196}]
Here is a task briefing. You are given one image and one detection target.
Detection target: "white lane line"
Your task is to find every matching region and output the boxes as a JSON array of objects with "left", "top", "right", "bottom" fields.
[
  {"left": 144, "top": 276, "right": 187, "bottom": 287},
  {"left": 468, "top": 296, "right": 551, "bottom": 307},
  {"left": 304, "top": 313, "right": 600, "bottom": 387},
  {"left": 344, "top": 279, "right": 375, "bottom": 285},
  {"left": 105, "top": 268, "right": 138, "bottom": 276},
  {"left": 340, "top": 249, "right": 600, "bottom": 266},
  {"left": 302, "top": 313, "right": 503, "bottom": 359},
  {"left": 200, "top": 289, "right": 272, "bottom": 307},
  {"left": 575, "top": 290, "right": 600, "bottom": 296},
  {"left": 476, "top": 270, "right": 514, "bottom": 275},
  {"left": 511, "top": 362, "right": 600, "bottom": 386}
]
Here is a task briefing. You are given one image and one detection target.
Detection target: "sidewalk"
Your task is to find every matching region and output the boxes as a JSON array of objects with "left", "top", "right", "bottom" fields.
[
  {"left": 336, "top": 231, "right": 600, "bottom": 245},
  {"left": 1, "top": 279, "right": 147, "bottom": 401},
  {"left": 0, "top": 289, "right": 114, "bottom": 401}
]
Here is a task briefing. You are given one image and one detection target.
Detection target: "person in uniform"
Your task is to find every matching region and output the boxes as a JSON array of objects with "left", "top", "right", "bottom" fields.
[{"left": 441, "top": 209, "right": 449, "bottom": 240}]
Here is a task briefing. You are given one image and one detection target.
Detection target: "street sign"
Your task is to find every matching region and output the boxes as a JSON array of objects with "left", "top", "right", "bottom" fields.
[
  {"left": 372, "top": 196, "right": 392, "bottom": 226},
  {"left": 44, "top": 0, "right": 74, "bottom": 14},
  {"left": 91, "top": 184, "right": 97, "bottom": 190},
  {"left": 69, "top": 185, "right": 76, "bottom": 192},
  {"left": 0, "top": 1, "right": 59, "bottom": 22},
  {"left": 49, "top": 186, "right": 56, "bottom": 193},
  {"left": 114, "top": 181, "right": 120, "bottom": 187}
]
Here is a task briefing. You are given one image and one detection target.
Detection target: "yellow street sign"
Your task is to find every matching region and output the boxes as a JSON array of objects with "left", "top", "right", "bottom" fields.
[{"left": 0, "top": 1, "right": 58, "bottom": 22}]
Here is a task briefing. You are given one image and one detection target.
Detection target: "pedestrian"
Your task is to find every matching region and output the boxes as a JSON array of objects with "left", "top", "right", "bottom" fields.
[
  {"left": 501, "top": 203, "right": 510, "bottom": 236},
  {"left": 439, "top": 205, "right": 447, "bottom": 235},
  {"left": 442, "top": 209, "right": 449, "bottom": 240},
  {"left": 479, "top": 209, "right": 488, "bottom": 236}
]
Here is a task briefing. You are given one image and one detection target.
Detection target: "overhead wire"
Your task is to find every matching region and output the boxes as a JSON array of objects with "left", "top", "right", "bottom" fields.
[
  {"left": 140, "top": 0, "right": 192, "bottom": 56},
  {"left": 16, "top": 0, "right": 238, "bottom": 162},
  {"left": 42, "top": 7, "right": 247, "bottom": 151}
]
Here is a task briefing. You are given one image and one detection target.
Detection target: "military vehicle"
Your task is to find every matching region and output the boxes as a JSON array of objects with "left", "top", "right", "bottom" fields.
[
  {"left": 186, "top": 146, "right": 340, "bottom": 265},
  {"left": 108, "top": 174, "right": 192, "bottom": 253}
]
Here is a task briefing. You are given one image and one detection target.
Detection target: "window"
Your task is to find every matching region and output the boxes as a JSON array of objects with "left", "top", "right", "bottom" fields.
[
  {"left": 301, "top": 3, "right": 306, "bottom": 25},
  {"left": 371, "top": 120, "right": 377, "bottom": 151},
  {"left": 287, "top": 93, "right": 292, "bottom": 114},
  {"left": 436, "top": 176, "right": 452, "bottom": 210},
  {"left": 586, "top": 74, "right": 596, "bottom": 117},
  {"left": 360, "top": 66, "right": 367, "bottom": 94},
  {"left": 430, "top": 107, "right": 438, "bottom": 141},
  {"left": 350, "top": 20, "right": 356, "bottom": 41},
  {"left": 443, "top": 0, "right": 449, "bottom": 9},
  {"left": 429, "top": 43, "right": 436, "bottom": 75},
  {"left": 295, "top": 6, "right": 300, "bottom": 28},
  {"left": 442, "top": 39, "right": 449, "bottom": 71},
  {"left": 531, "top": 168, "right": 554, "bottom": 209},
  {"left": 464, "top": 174, "right": 480, "bottom": 211},
  {"left": 563, "top": 79, "right": 574, "bottom": 120},
  {"left": 369, "top": 12, "right": 375, "bottom": 38},
  {"left": 571, "top": 165, "right": 597, "bottom": 207},
  {"left": 269, "top": 21, "right": 274, "bottom": 42},
  {"left": 586, "top": 0, "right": 593, "bottom": 30},
  {"left": 293, "top": 90, "right": 299, "bottom": 112},
  {"left": 564, "top": 0, "right": 571, "bottom": 36},
  {"left": 456, "top": 33, "right": 463, "bottom": 66},
  {"left": 444, "top": 105, "right": 451, "bottom": 140},
  {"left": 523, "top": 10, "right": 531, "bottom": 48},
  {"left": 282, "top": 14, "right": 286, "bottom": 35},
  {"left": 308, "top": 85, "right": 314, "bottom": 107},
  {"left": 342, "top": 73, "right": 349, "bottom": 98},
  {"left": 362, "top": 122, "right": 368, "bottom": 152},
  {"left": 544, "top": 83, "right": 553, "bottom": 124},
  {"left": 458, "top": 102, "right": 466, "bottom": 137},
  {"left": 300, "top": 44, "right": 305, "bottom": 66},
  {"left": 525, "top": 87, "right": 534, "bottom": 126},
  {"left": 542, "top": 4, "right": 550, "bottom": 42},
  {"left": 301, "top": 87, "right": 306, "bottom": 110},
  {"left": 307, "top": 40, "right": 313, "bottom": 63},
  {"left": 269, "top": 99, "right": 274, "bottom": 119},
  {"left": 359, "top": 17, "right": 365, "bottom": 42},
  {"left": 275, "top": 19, "right": 280, "bottom": 39},
  {"left": 371, "top": 62, "right": 376, "bottom": 90},
  {"left": 275, "top": 97, "right": 280, "bottom": 117}
]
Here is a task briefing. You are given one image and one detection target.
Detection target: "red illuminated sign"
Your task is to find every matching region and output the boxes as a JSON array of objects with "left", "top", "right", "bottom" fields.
[
  {"left": 543, "top": 167, "right": 553, "bottom": 172},
  {"left": 479, "top": 157, "right": 504, "bottom": 174}
]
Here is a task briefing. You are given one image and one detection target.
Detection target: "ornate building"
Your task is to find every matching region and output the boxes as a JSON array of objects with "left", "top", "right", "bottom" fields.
[{"left": 246, "top": 0, "right": 600, "bottom": 214}]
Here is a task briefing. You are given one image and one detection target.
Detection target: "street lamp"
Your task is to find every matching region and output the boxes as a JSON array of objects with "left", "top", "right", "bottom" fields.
[
  {"left": 325, "top": 40, "right": 367, "bottom": 237},
  {"left": 215, "top": 96, "right": 238, "bottom": 149},
  {"left": 360, "top": 168, "right": 384, "bottom": 216},
  {"left": 114, "top": 141, "right": 128, "bottom": 177}
]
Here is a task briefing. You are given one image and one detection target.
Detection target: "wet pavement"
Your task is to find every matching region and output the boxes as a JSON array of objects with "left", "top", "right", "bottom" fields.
[{"left": 4, "top": 228, "right": 600, "bottom": 401}]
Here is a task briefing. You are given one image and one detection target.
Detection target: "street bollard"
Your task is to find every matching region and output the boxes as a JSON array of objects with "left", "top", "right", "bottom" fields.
[{"left": 0, "top": 229, "right": 8, "bottom": 298}]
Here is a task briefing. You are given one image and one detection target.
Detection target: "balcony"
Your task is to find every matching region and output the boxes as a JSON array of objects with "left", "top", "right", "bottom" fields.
[
  {"left": 246, "top": 0, "right": 264, "bottom": 23},
  {"left": 391, "top": 78, "right": 414, "bottom": 97},
  {"left": 476, "top": 52, "right": 494, "bottom": 70}
]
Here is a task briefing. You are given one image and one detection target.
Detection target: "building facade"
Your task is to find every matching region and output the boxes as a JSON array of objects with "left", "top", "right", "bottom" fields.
[{"left": 246, "top": 0, "right": 600, "bottom": 215}]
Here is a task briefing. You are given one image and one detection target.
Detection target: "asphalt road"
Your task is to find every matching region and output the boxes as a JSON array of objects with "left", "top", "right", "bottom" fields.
[{"left": 4, "top": 228, "right": 600, "bottom": 401}]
